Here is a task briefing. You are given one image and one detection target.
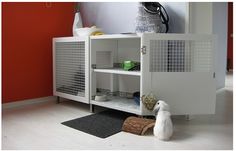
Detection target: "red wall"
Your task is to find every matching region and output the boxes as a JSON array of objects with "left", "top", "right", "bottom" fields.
[
  {"left": 227, "top": 2, "right": 233, "bottom": 69},
  {"left": 2, "top": 2, "right": 75, "bottom": 103}
]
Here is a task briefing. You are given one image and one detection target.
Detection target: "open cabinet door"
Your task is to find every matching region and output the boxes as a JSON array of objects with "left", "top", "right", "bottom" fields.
[{"left": 141, "top": 33, "right": 216, "bottom": 115}]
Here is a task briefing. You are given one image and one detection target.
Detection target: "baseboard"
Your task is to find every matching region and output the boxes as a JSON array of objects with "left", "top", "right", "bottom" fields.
[{"left": 2, "top": 96, "right": 57, "bottom": 110}]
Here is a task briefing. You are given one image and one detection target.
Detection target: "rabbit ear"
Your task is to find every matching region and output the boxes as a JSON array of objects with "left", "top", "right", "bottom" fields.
[
  {"left": 162, "top": 101, "right": 170, "bottom": 111},
  {"left": 153, "top": 102, "right": 160, "bottom": 114},
  {"left": 157, "top": 100, "right": 170, "bottom": 111}
]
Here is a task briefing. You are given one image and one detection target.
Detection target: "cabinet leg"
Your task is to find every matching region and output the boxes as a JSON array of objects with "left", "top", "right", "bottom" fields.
[
  {"left": 57, "top": 96, "right": 60, "bottom": 104},
  {"left": 90, "top": 104, "right": 94, "bottom": 113},
  {"left": 185, "top": 115, "right": 194, "bottom": 121}
]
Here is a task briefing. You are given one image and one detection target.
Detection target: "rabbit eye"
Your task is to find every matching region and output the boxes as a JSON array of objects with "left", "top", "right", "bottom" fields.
[{"left": 157, "top": 102, "right": 159, "bottom": 105}]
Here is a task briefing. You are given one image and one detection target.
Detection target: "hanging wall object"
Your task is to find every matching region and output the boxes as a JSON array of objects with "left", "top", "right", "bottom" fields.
[{"left": 135, "top": 2, "right": 169, "bottom": 33}]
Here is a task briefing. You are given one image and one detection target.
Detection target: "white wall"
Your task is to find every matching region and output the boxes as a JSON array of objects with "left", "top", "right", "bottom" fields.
[
  {"left": 212, "top": 2, "right": 228, "bottom": 89},
  {"left": 189, "top": 3, "right": 213, "bottom": 34},
  {"left": 80, "top": 2, "right": 187, "bottom": 33},
  {"left": 189, "top": 2, "right": 228, "bottom": 89},
  {"left": 80, "top": 2, "right": 138, "bottom": 34}
]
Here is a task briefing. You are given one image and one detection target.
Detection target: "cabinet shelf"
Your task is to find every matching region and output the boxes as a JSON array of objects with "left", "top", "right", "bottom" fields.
[
  {"left": 93, "top": 68, "right": 141, "bottom": 76},
  {"left": 91, "top": 96, "right": 141, "bottom": 114}
]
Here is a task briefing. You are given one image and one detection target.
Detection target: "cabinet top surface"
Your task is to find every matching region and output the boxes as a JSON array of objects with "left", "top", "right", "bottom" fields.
[{"left": 90, "top": 34, "right": 141, "bottom": 39}]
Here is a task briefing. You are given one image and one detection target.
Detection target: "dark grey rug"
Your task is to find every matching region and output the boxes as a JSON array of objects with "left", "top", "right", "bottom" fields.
[{"left": 61, "top": 110, "right": 133, "bottom": 138}]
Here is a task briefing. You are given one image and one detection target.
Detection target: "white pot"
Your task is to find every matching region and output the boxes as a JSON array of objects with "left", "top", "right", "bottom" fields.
[{"left": 74, "top": 27, "right": 102, "bottom": 37}]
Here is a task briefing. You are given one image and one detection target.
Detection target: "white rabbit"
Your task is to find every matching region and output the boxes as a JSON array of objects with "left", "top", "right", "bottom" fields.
[{"left": 153, "top": 100, "right": 173, "bottom": 141}]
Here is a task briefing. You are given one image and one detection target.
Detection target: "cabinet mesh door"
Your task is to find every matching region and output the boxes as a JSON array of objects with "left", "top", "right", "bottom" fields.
[
  {"left": 55, "top": 41, "right": 85, "bottom": 97},
  {"left": 142, "top": 34, "right": 216, "bottom": 115},
  {"left": 150, "top": 40, "right": 213, "bottom": 72}
]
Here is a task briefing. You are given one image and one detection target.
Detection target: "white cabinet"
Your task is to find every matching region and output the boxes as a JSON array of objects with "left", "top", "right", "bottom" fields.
[
  {"left": 53, "top": 36, "right": 89, "bottom": 104},
  {"left": 90, "top": 33, "right": 216, "bottom": 115},
  {"left": 53, "top": 33, "right": 216, "bottom": 116},
  {"left": 90, "top": 34, "right": 142, "bottom": 114}
]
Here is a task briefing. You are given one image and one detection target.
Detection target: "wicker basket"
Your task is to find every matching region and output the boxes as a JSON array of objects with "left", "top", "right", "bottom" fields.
[{"left": 141, "top": 93, "right": 157, "bottom": 110}]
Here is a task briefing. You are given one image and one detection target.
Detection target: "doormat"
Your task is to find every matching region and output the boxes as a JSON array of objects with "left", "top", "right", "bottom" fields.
[{"left": 61, "top": 110, "right": 133, "bottom": 138}]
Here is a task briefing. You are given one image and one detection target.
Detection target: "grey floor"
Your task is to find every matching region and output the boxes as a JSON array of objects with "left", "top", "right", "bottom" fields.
[{"left": 2, "top": 72, "right": 233, "bottom": 150}]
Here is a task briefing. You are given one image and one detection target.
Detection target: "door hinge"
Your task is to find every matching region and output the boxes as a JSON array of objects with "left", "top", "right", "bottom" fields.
[
  {"left": 141, "top": 46, "right": 147, "bottom": 55},
  {"left": 91, "top": 64, "right": 96, "bottom": 69},
  {"left": 213, "top": 72, "right": 216, "bottom": 78}
]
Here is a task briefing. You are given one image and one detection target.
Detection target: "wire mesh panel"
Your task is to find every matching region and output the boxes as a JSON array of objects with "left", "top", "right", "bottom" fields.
[
  {"left": 150, "top": 39, "right": 213, "bottom": 72},
  {"left": 55, "top": 41, "right": 85, "bottom": 97}
]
